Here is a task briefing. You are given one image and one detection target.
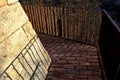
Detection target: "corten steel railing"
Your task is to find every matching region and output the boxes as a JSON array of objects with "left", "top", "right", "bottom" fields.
[
  {"left": 22, "top": 5, "right": 102, "bottom": 45},
  {"left": 0, "top": 35, "right": 50, "bottom": 80},
  {"left": 99, "top": 10, "right": 120, "bottom": 80}
]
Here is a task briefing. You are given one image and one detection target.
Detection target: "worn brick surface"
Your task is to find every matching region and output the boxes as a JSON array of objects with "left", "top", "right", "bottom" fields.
[{"left": 39, "top": 34, "right": 102, "bottom": 80}]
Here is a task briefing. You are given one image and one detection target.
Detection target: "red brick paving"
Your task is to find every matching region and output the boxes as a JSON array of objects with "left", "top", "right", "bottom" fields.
[{"left": 39, "top": 34, "right": 102, "bottom": 80}]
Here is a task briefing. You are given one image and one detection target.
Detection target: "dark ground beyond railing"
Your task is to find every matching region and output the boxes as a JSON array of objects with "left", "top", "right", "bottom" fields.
[
  {"left": 99, "top": 10, "right": 120, "bottom": 80},
  {"left": 22, "top": 5, "right": 102, "bottom": 45}
]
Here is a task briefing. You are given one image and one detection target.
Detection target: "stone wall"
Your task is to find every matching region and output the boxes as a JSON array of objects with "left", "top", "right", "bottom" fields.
[{"left": 0, "top": 0, "right": 51, "bottom": 80}]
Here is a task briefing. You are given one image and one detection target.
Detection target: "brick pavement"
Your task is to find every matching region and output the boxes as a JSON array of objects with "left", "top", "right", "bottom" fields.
[{"left": 39, "top": 34, "right": 102, "bottom": 80}]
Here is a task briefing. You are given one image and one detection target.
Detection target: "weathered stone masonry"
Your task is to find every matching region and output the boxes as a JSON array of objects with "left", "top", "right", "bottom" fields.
[{"left": 0, "top": 0, "right": 51, "bottom": 80}]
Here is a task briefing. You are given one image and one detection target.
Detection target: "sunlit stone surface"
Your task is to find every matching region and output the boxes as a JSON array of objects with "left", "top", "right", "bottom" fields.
[
  {"left": 0, "top": 2, "right": 28, "bottom": 42},
  {"left": 7, "top": 0, "right": 18, "bottom": 4},
  {"left": 0, "top": 0, "right": 7, "bottom": 7},
  {"left": 0, "top": 0, "right": 51, "bottom": 80}
]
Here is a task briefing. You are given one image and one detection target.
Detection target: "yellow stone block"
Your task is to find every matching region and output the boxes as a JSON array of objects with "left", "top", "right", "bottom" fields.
[
  {"left": 22, "top": 22, "right": 36, "bottom": 40},
  {"left": 0, "top": 28, "right": 29, "bottom": 74},
  {"left": 0, "top": 2, "right": 28, "bottom": 43},
  {"left": 0, "top": 0, "right": 7, "bottom": 7},
  {"left": 7, "top": 0, "right": 18, "bottom": 4}
]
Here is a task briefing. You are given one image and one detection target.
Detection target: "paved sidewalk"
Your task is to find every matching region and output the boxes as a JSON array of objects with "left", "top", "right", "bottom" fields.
[{"left": 39, "top": 34, "right": 102, "bottom": 80}]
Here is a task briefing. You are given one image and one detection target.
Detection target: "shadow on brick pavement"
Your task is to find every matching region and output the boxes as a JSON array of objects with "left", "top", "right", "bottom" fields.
[{"left": 39, "top": 34, "right": 102, "bottom": 80}]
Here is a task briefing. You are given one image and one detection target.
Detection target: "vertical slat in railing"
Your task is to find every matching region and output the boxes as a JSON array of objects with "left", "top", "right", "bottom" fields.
[
  {"left": 60, "top": 7, "right": 63, "bottom": 37},
  {"left": 34, "top": 6, "right": 37, "bottom": 32},
  {"left": 70, "top": 7, "right": 72, "bottom": 39},
  {"left": 44, "top": 7, "right": 48, "bottom": 34},
  {"left": 44, "top": 6, "right": 48, "bottom": 34},
  {"left": 83, "top": 9, "right": 86, "bottom": 42},
  {"left": 57, "top": 7, "right": 60, "bottom": 37},
  {"left": 31, "top": 6, "right": 35, "bottom": 29},
  {"left": 37, "top": 6, "right": 40, "bottom": 32},
  {"left": 76, "top": 8, "right": 79, "bottom": 40},
  {"left": 69, "top": 7, "right": 71, "bottom": 39},
  {"left": 78, "top": 8, "right": 81, "bottom": 41},
  {"left": 37, "top": 6, "right": 41, "bottom": 32},
  {"left": 61, "top": 7, "right": 63, "bottom": 37},
  {"left": 95, "top": 9, "right": 98, "bottom": 44},
  {"left": 51, "top": 6, "right": 54, "bottom": 35},
  {"left": 47, "top": 7, "right": 52, "bottom": 35},
  {"left": 86, "top": 10, "right": 89, "bottom": 43},
  {"left": 38, "top": 6, "right": 41, "bottom": 32},
  {"left": 53, "top": 7, "right": 57, "bottom": 36},
  {"left": 45, "top": 6, "right": 49, "bottom": 34},
  {"left": 33, "top": 6, "right": 38, "bottom": 32},
  {"left": 48, "top": 6, "right": 52, "bottom": 35},
  {"left": 86, "top": 9, "right": 89, "bottom": 43},
  {"left": 68, "top": 7, "right": 70, "bottom": 38},
  {"left": 64, "top": 7, "right": 67, "bottom": 38},
  {"left": 50, "top": 7, "right": 54, "bottom": 36},
  {"left": 81, "top": 8, "right": 84, "bottom": 42},
  {"left": 91, "top": 9, "right": 94, "bottom": 44},
  {"left": 32, "top": 6, "right": 36, "bottom": 30},
  {"left": 66, "top": 7, "right": 69, "bottom": 38},
  {"left": 39, "top": 6, "right": 44, "bottom": 33},
  {"left": 57, "top": 7, "right": 60, "bottom": 36},
  {"left": 40, "top": 6, "right": 45, "bottom": 33}
]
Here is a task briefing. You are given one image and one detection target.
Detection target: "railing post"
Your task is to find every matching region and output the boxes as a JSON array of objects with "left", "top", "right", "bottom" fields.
[{"left": 99, "top": 9, "right": 120, "bottom": 80}]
